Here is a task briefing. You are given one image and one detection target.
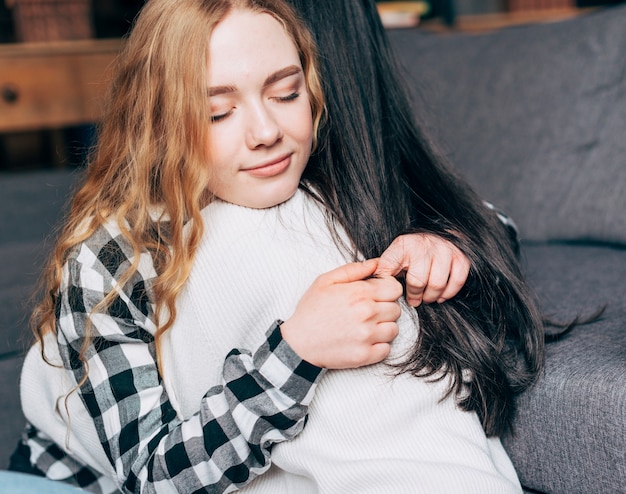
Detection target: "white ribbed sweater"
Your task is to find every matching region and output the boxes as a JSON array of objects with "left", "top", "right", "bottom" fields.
[{"left": 161, "top": 190, "right": 522, "bottom": 493}]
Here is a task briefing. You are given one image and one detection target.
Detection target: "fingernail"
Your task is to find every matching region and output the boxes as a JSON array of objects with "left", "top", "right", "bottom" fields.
[{"left": 437, "top": 298, "right": 446, "bottom": 304}]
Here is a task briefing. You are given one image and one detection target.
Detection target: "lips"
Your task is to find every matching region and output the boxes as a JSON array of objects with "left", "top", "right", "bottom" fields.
[{"left": 244, "top": 154, "right": 291, "bottom": 178}]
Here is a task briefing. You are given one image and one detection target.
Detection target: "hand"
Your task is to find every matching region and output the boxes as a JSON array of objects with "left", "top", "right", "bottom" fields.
[
  {"left": 280, "top": 259, "right": 403, "bottom": 369},
  {"left": 376, "top": 234, "right": 470, "bottom": 307}
]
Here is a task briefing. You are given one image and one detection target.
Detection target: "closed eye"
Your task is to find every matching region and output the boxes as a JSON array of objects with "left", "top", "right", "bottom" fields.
[
  {"left": 210, "top": 110, "right": 232, "bottom": 123},
  {"left": 275, "top": 92, "right": 300, "bottom": 102}
]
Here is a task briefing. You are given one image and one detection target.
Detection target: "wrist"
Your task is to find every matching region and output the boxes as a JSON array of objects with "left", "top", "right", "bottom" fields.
[
  {"left": 252, "top": 321, "right": 325, "bottom": 403},
  {"left": 279, "top": 318, "right": 323, "bottom": 369}
]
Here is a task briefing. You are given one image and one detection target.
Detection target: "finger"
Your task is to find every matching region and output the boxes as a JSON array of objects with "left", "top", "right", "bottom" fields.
[
  {"left": 322, "top": 259, "right": 378, "bottom": 285},
  {"left": 403, "top": 260, "right": 431, "bottom": 306},
  {"left": 373, "top": 301, "right": 402, "bottom": 325},
  {"left": 364, "top": 276, "right": 404, "bottom": 302},
  {"left": 437, "top": 254, "right": 471, "bottom": 303},
  {"left": 367, "top": 342, "right": 392, "bottom": 365},
  {"left": 421, "top": 257, "right": 452, "bottom": 304},
  {"left": 375, "top": 239, "right": 405, "bottom": 278},
  {"left": 375, "top": 256, "right": 403, "bottom": 278},
  {"left": 375, "top": 321, "right": 400, "bottom": 343}
]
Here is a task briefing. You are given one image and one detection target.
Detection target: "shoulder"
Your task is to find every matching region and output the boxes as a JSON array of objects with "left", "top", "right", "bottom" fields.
[
  {"left": 62, "top": 220, "right": 159, "bottom": 315},
  {"left": 66, "top": 220, "right": 158, "bottom": 282},
  {"left": 55, "top": 220, "right": 160, "bottom": 342}
]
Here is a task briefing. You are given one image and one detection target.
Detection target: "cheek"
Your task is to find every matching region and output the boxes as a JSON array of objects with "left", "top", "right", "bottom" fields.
[
  {"left": 293, "top": 103, "right": 314, "bottom": 149},
  {"left": 206, "top": 127, "right": 218, "bottom": 163},
  {"left": 206, "top": 127, "right": 234, "bottom": 173},
  {"left": 204, "top": 130, "right": 233, "bottom": 195}
]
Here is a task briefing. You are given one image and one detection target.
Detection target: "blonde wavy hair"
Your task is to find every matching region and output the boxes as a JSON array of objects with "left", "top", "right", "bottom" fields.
[{"left": 32, "top": 0, "right": 325, "bottom": 370}]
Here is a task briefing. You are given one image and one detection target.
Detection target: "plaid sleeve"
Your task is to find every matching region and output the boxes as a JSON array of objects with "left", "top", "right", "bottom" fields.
[
  {"left": 20, "top": 424, "right": 119, "bottom": 494},
  {"left": 483, "top": 201, "right": 521, "bottom": 256},
  {"left": 37, "top": 223, "right": 324, "bottom": 493}
]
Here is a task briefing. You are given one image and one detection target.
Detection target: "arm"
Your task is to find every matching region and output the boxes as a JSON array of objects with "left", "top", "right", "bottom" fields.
[{"left": 55, "top": 231, "right": 323, "bottom": 493}]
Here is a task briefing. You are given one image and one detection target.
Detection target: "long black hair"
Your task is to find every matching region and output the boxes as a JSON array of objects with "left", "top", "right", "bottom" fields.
[{"left": 290, "top": 0, "right": 544, "bottom": 436}]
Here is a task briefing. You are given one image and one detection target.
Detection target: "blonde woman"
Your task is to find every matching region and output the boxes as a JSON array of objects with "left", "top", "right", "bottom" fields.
[{"left": 11, "top": 0, "right": 479, "bottom": 492}]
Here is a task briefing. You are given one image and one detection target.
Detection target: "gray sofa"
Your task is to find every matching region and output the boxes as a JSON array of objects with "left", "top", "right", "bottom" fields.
[
  {"left": 389, "top": 5, "right": 626, "bottom": 494},
  {"left": 0, "top": 169, "right": 80, "bottom": 469},
  {"left": 0, "top": 5, "right": 624, "bottom": 493}
]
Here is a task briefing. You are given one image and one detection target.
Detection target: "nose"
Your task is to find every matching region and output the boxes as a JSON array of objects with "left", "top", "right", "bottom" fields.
[{"left": 245, "top": 102, "right": 284, "bottom": 149}]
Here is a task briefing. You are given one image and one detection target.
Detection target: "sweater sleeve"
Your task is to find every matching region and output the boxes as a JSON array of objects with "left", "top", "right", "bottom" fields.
[{"left": 33, "top": 226, "right": 324, "bottom": 494}]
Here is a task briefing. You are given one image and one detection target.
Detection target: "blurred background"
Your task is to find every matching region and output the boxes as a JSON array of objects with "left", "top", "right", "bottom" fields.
[{"left": 0, "top": 0, "right": 624, "bottom": 173}]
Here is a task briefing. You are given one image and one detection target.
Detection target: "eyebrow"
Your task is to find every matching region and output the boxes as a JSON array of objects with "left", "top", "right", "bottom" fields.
[
  {"left": 264, "top": 65, "right": 302, "bottom": 88},
  {"left": 208, "top": 65, "right": 302, "bottom": 97}
]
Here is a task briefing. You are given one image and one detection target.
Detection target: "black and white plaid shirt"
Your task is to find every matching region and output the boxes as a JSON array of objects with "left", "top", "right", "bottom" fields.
[{"left": 19, "top": 221, "right": 324, "bottom": 493}]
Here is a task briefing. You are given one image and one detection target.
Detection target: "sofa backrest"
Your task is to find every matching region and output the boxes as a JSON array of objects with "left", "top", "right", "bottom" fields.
[
  {"left": 0, "top": 169, "right": 80, "bottom": 244},
  {"left": 0, "top": 169, "right": 83, "bottom": 468},
  {"left": 389, "top": 5, "right": 626, "bottom": 245}
]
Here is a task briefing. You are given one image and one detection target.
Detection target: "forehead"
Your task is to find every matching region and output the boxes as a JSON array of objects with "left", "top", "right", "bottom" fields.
[{"left": 208, "top": 9, "right": 301, "bottom": 84}]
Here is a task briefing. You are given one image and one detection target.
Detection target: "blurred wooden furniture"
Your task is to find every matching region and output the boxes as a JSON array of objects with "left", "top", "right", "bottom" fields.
[
  {"left": 10, "top": 0, "right": 94, "bottom": 42},
  {"left": 376, "top": 1, "right": 430, "bottom": 28},
  {"left": 420, "top": 7, "right": 589, "bottom": 32},
  {"left": 0, "top": 38, "right": 121, "bottom": 132},
  {"left": 507, "top": 0, "right": 575, "bottom": 11}
]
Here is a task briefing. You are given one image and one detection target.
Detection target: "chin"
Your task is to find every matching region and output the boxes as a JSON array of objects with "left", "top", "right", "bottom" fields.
[
  {"left": 252, "top": 192, "right": 297, "bottom": 209},
  {"left": 246, "top": 182, "right": 301, "bottom": 209}
]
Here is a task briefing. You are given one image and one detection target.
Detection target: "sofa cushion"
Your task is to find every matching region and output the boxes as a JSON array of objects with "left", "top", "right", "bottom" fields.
[
  {"left": 0, "top": 241, "right": 50, "bottom": 356},
  {"left": 502, "top": 242, "right": 626, "bottom": 494},
  {"left": 0, "top": 170, "right": 81, "bottom": 468},
  {"left": 0, "top": 170, "right": 81, "bottom": 355},
  {"left": 0, "top": 170, "right": 81, "bottom": 356},
  {"left": 0, "top": 356, "right": 26, "bottom": 469},
  {"left": 389, "top": 5, "right": 626, "bottom": 245},
  {"left": 0, "top": 169, "right": 80, "bottom": 244}
]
